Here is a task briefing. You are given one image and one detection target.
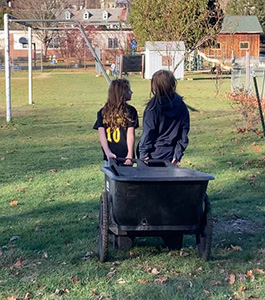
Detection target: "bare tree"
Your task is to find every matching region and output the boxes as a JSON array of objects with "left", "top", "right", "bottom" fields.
[
  {"left": 130, "top": 0, "right": 223, "bottom": 71},
  {"left": 13, "top": 0, "right": 70, "bottom": 60}
]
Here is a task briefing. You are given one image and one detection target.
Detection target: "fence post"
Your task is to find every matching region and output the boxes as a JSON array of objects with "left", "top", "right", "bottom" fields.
[
  {"left": 4, "top": 14, "right": 11, "bottom": 122},
  {"left": 245, "top": 52, "right": 250, "bottom": 94},
  {"left": 253, "top": 74, "right": 265, "bottom": 137},
  {"left": 28, "top": 26, "right": 33, "bottom": 105}
]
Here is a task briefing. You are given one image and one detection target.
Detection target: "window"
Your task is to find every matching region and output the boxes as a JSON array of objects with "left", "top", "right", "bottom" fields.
[
  {"left": 65, "top": 11, "right": 71, "bottom": 20},
  {"left": 108, "top": 38, "right": 118, "bottom": 49},
  {"left": 103, "top": 11, "right": 109, "bottom": 20},
  {"left": 162, "top": 56, "right": 172, "bottom": 66},
  {"left": 48, "top": 38, "right": 60, "bottom": 49},
  {"left": 240, "top": 42, "right": 249, "bottom": 50},
  {"left": 84, "top": 11, "right": 92, "bottom": 19},
  {"left": 212, "top": 42, "right": 221, "bottom": 49}
]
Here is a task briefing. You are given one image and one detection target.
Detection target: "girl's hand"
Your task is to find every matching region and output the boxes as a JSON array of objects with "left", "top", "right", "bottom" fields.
[
  {"left": 124, "top": 158, "right": 133, "bottom": 165},
  {"left": 171, "top": 158, "right": 180, "bottom": 167},
  {"left": 106, "top": 152, "right": 116, "bottom": 159}
]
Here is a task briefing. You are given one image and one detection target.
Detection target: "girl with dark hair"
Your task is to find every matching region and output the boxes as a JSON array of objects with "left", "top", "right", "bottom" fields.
[
  {"left": 139, "top": 70, "right": 190, "bottom": 166},
  {"left": 93, "top": 78, "right": 139, "bottom": 165}
]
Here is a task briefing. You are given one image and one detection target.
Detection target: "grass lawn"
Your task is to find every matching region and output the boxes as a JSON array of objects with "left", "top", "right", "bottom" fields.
[{"left": 0, "top": 70, "right": 264, "bottom": 300}]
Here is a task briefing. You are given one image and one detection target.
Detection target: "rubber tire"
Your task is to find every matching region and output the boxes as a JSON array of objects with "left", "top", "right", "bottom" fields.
[
  {"left": 163, "top": 233, "right": 183, "bottom": 250},
  {"left": 116, "top": 236, "right": 133, "bottom": 251},
  {"left": 99, "top": 192, "right": 109, "bottom": 262},
  {"left": 197, "top": 194, "right": 212, "bottom": 261}
]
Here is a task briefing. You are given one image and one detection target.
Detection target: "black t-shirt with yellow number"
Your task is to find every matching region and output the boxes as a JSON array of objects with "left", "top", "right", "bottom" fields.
[{"left": 93, "top": 104, "right": 139, "bottom": 160}]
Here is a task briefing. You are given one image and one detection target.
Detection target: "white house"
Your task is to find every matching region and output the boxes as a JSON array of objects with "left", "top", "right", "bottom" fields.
[{"left": 145, "top": 41, "right": 185, "bottom": 80}]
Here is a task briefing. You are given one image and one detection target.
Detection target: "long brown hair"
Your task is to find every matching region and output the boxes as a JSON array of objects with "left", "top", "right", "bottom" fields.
[
  {"left": 148, "top": 70, "right": 176, "bottom": 108},
  {"left": 102, "top": 79, "right": 131, "bottom": 130}
]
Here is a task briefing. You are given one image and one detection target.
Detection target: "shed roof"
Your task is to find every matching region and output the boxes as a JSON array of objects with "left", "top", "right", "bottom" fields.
[
  {"left": 221, "top": 16, "right": 263, "bottom": 34},
  {"left": 145, "top": 41, "right": 185, "bottom": 51}
]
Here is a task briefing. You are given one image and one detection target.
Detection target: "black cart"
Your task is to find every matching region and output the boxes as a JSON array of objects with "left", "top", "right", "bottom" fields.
[{"left": 99, "top": 159, "right": 214, "bottom": 262}]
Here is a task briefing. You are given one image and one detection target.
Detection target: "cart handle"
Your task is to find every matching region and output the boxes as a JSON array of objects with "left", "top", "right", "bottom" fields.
[{"left": 109, "top": 158, "right": 174, "bottom": 168}]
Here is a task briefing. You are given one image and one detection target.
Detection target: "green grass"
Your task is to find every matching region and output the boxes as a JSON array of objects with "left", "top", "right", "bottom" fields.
[{"left": 0, "top": 70, "right": 265, "bottom": 300}]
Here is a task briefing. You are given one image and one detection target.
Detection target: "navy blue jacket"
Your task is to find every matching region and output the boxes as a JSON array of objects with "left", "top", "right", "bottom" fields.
[{"left": 139, "top": 93, "right": 190, "bottom": 162}]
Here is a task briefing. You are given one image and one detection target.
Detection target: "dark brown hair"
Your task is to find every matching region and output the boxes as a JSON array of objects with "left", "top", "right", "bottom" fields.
[
  {"left": 151, "top": 70, "right": 176, "bottom": 99},
  {"left": 102, "top": 78, "right": 131, "bottom": 130}
]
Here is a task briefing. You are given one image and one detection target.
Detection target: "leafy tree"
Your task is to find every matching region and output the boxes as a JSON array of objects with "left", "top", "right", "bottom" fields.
[
  {"left": 129, "top": 0, "right": 223, "bottom": 70},
  {"left": 12, "top": 0, "right": 70, "bottom": 60},
  {"left": 226, "top": 0, "right": 265, "bottom": 33}
]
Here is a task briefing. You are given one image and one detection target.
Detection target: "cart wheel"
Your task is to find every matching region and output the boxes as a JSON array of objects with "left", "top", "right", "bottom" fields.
[
  {"left": 163, "top": 233, "right": 183, "bottom": 250},
  {"left": 197, "top": 194, "right": 212, "bottom": 261},
  {"left": 116, "top": 236, "right": 133, "bottom": 251},
  {"left": 99, "top": 192, "right": 109, "bottom": 262}
]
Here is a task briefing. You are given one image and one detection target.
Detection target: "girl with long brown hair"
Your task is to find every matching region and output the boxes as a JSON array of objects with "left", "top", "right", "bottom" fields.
[{"left": 94, "top": 79, "right": 139, "bottom": 165}]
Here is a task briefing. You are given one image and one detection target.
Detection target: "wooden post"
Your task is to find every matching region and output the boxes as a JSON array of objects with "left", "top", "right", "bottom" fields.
[
  {"left": 245, "top": 52, "right": 250, "bottom": 94},
  {"left": 253, "top": 75, "right": 265, "bottom": 137},
  {"left": 141, "top": 54, "right": 145, "bottom": 79},
  {"left": 119, "top": 54, "right": 123, "bottom": 79}
]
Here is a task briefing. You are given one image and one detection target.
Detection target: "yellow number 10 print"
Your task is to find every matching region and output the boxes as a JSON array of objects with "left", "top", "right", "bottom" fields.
[{"left": 106, "top": 127, "right": 120, "bottom": 143}]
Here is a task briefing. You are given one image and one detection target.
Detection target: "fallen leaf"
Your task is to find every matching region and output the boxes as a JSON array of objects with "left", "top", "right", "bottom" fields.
[
  {"left": 239, "top": 285, "right": 246, "bottom": 292},
  {"left": 180, "top": 251, "right": 189, "bottom": 257},
  {"left": 7, "top": 297, "right": 17, "bottom": 300},
  {"left": 253, "top": 268, "right": 265, "bottom": 274},
  {"left": 82, "top": 251, "right": 93, "bottom": 261},
  {"left": 154, "top": 276, "right": 168, "bottom": 284},
  {"left": 246, "top": 270, "right": 255, "bottom": 280},
  {"left": 129, "top": 251, "right": 136, "bottom": 257},
  {"left": 259, "top": 248, "right": 265, "bottom": 254},
  {"left": 106, "top": 270, "right": 116, "bottom": 278},
  {"left": 35, "top": 226, "right": 42, "bottom": 232},
  {"left": 10, "top": 200, "right": 18, "bottom": 206},
  {"left": 151, "top": 268, "right": 160, "bottom": 275},
  {"left": 64, "top": 289, "right": 70, "bottom": 293},
  {"left": 24, "top": 292, "right": 30, "bottom": 299},
  {"left": 49, "top": 169, "right": 57, "bottom": 173},
  {"left": 212, "top": 281, "right": 221, "bottom": 286},
  {"left": 228, "top": 273, "right": 236, "bottom": 285},
  {"left": 231, "top": 245, "right": 243, "bottom": 251},
  {"left": 238, "top": 274, "right": 246, "bottom": 281},
  {"left": 249, "top": 174, "right": 256, "bottom": 179},
  {"left": 71, "top": 276, "right": 78, "bottom": 283},
  {"left": 17, "top": 187, "right": 25, "bottom": 192},
  {"left": 28, "top": 178, "right": 33, "bottom": 182},
  {"left": 254, "top": 146, "right": 262, "bottom": 153},
  {"left": 91, "top": 289, "right": 98, "bottom": 295},
  {"left": 203, "top": 289, "right": 211, "bottom": 295},
  {"left": 10, "top": 236, "right": 20, "bottom": 242},
  {"left": 138, "top": 279, "right": 149, "bottom": 284},
  {"left": 117, "top": 278, "right": 126, "bottom": 284},
  {"left": 1, "top": 156, "right": 5, "bottom": 161},
  {"left": 14, "top": 256, "right": 22, "bottom": 267}
]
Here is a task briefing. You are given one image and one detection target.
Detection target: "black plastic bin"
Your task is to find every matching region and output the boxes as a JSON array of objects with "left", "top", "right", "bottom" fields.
[{"left": 98, "top": 159, "right": 214, "bottom": 262}]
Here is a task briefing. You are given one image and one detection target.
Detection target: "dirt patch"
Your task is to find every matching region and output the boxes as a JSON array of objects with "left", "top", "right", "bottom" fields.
[
  {"left": 214, "top": 218, "right": 263, "bottom": 235},
  {"left": 35, "top": 73, "right": 51, "bottom": 79}
]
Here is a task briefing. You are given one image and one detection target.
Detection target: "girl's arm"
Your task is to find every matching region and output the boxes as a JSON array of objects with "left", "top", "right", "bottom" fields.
[
  {"left": 98, "top": 127, "right": 116, "bottom": 159},
  {"left": 124, "top": 127, "right": 135, "bottom": 165},
  {"left": 139, "top": 109, "right": 156, "bottom": 159}
]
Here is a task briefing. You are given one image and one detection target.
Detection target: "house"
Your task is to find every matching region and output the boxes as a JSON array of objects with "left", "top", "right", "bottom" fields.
[
  {"left": 204, "top": 16, "right": 263, "bottom": 61},
  {"left": 0, "top": 7, "right": 133, "bottom": 63}
]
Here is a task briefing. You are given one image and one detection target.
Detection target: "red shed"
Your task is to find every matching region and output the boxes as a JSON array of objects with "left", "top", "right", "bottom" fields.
[{"left": 204, "top": 16, "right": 263, "bottom": 60}]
